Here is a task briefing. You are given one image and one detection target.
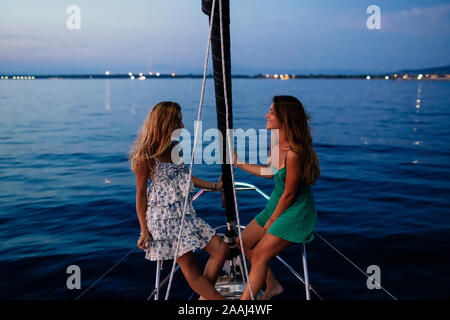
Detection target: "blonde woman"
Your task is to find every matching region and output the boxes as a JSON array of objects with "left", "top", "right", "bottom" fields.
[
  {"left": 129, "top": 101, "right": 228, "bottom": 300},
  {"left": 234, "top": 95, "right": 320, "bottom": 300}
]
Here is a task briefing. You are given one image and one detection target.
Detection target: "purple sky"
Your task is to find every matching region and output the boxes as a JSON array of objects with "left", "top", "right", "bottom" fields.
[{"left": 1, "top": 0, "right": 449, "bottom": 74}]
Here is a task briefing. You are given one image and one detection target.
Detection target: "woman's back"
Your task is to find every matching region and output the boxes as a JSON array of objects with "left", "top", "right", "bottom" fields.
[{"left": 147, "top": 159, "right": 195, "bottom": 207}]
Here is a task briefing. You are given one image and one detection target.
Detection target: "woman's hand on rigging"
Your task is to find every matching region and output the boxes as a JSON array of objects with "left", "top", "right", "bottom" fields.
[
  {"left": 215, "top": 175, "right": 223, "bottom": 191},
  {"left": 233, "top": 149, "right": 239, "bottom": 166}
]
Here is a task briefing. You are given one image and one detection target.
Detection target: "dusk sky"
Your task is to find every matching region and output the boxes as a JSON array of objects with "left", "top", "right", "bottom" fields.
[{"left": 1, "top": 0, "right": 449, "bottom": 74}]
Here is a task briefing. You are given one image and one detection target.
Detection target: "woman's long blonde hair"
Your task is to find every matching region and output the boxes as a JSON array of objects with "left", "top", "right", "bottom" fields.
[
  {"left": 273, "top": 95, "right": 320, "bottom": 185},
  {"left": 129, "top": 101, "right": 182, "bottom": 175}
]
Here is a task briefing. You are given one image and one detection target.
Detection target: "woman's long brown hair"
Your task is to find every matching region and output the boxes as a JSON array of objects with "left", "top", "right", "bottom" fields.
[
  {"left": 129, "top": 101, "right": 182, "bottom": 176},
  {"left": 273, "top": 95, "right": 320, "bottom": 185}
]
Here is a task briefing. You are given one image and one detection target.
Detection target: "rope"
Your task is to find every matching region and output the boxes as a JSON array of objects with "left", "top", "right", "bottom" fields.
[
  {"left": 218, "top": 0, "right": 254, "bottom": 300},
  {"left": 164, "top": 0, "right": 217, "bottom": 300}
]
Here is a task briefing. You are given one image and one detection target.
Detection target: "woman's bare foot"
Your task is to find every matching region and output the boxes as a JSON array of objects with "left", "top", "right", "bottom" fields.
[{"left": 261, "top": 279, "right": 284, "bottom": 300}]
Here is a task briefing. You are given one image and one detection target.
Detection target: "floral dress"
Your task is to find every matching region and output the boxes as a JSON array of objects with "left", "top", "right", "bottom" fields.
[{"left": 144, "top": 158, "right": 216, "bottom": 261}]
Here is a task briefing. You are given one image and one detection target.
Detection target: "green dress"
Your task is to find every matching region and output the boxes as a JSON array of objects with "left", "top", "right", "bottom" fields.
[{"left": 255, "top": 160, "right": 317, "bottom": 243}]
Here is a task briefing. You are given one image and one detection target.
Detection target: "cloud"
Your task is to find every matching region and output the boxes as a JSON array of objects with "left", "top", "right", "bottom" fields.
[{"left": 382, "top": 4, "right": 450, "bottom": 36}]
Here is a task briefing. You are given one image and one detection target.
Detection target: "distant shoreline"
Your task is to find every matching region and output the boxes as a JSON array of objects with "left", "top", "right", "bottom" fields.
[{"left": 1, "top": 73, "right": 449, "bottom": 81}]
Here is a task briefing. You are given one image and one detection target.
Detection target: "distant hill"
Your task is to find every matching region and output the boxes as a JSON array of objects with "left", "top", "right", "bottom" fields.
[{"left": 395, "top": 65, "right": 450, "bottom": 75}]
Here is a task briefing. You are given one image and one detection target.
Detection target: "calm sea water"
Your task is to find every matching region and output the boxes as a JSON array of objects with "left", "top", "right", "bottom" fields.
[{"left": 0, "top": 78, "right": 449, "bottom": 300}]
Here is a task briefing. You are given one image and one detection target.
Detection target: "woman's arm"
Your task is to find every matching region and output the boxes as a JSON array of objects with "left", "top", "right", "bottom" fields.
[
  {"left": 135, "top": 160, "right": 150, "bottom": 249},
  {"left": 192, "top": 175, "right": 222, "bottom": 191},
  {"left": 263, "top": 151, "right": 302, "bottom": 231},
  {"left": 234, "top": 149, "right": 273, "bottom": 179}
]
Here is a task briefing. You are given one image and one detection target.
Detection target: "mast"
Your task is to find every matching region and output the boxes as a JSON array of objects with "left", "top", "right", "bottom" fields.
[{"left": 202, "top": 0, "right": 238, "bottom": 251}]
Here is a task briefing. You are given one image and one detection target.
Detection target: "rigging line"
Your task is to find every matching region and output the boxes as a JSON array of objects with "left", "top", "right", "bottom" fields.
[
  {"left": 147, "top": 265, "right": 182, "bottom": 300},
  {"left": 218, "top": 0, "right": 254, "bottom": 301},
  {"left": 75, "top": 246, "right": 138, "bottom": 300},
  {"left": 313, "top": 231, "right": 398, "bottom": 300},
  {"left": 275, "top": 255, "right": 324, "bottom": 300},
  {"left": 164, "top": 0, "right": 217, "bottom": 300}
]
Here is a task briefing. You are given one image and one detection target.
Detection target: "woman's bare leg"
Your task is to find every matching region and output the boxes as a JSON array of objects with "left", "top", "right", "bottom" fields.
[
  {"left": 237, "top": 219, "right": 284, "bottom": 299},
  {"left": 260, "top": 268, "right": 284, "bottom": 300},
  {"left": 240, "top": 233, "right": 290, "bottom": 300},
  {"left": 176, "top": 251, "right": 225, "bottom": 300},
  {"left": 198, "top": 235, "right": 229, "bottom": 299}
]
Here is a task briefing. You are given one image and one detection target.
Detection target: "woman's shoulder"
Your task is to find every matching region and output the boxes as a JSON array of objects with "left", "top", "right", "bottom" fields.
[
  {"left": 285, "top": 149, "right": 301, "bottom": 169},
  {"left": 135, "top": 158, "right": 150, "bottom": 176},
  {"left": 286, "top": 148, "right": 300, "bottom": 159},
  {"left": 282, "top": 146, "right": 299, "bottom": 159}
]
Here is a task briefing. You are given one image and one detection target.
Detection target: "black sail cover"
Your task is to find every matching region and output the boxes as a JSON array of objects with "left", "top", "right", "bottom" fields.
[{"left": 202, "top": 0, "right": 236, "bottom": 224}]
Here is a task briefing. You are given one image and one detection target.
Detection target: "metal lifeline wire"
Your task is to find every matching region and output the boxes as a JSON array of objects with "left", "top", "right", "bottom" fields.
[
  {"left": 164, "top": 0, "right": 217, "bottom": 300},
  {"left": 75, "top": 246, "right": 138, "bottom": 300},
  {"left": 218, "top": 0, "right": 254, "bottom": 300},
  {"left": 313, "top": 232, "right": 398, "bottom": 300}
]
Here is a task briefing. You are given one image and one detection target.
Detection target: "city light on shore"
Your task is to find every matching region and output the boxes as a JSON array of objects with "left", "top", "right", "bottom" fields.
[
  {"left": 4, "top": 75, "right": 36, "bottom": 80},
  {"left": 1, "top": 72, "right": 447, "bottom": 81}
]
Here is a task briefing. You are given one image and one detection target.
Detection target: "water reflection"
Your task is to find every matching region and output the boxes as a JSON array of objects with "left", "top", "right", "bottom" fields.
[
  {"left": 412, "top": 82, "right": 422, "bottom": 164},
  {"left": 415, "top": 83, "right": 421, "bottom": 113},
  {"left": 129, "top": 78, "right": 136, "bottom": 115},
  {"left": 105, "top": 79, "right": 111, "bottom": 111}
]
